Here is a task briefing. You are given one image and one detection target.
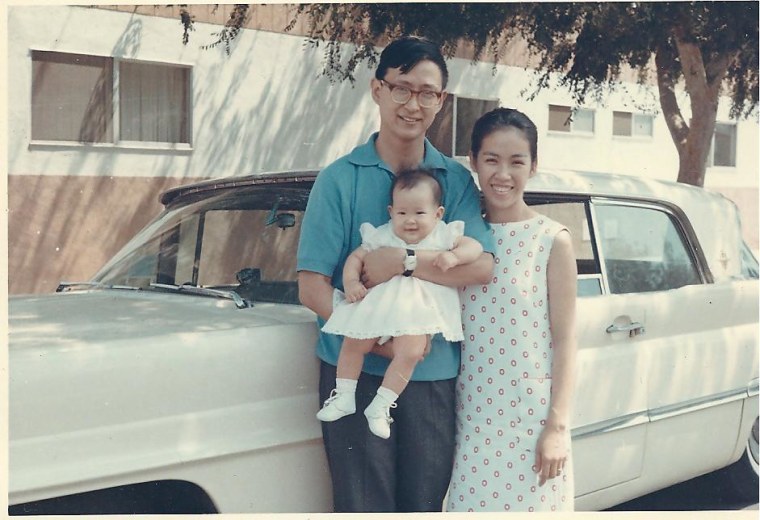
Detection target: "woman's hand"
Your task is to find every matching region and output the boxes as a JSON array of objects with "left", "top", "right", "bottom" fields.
[
  {"left": 432, "top": 251, "right": 460, "bottom": 272},
  {"left": 534, "top": 425, "right": 568, "bottom": 486}
]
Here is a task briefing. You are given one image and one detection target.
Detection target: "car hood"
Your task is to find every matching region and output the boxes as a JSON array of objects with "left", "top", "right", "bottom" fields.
[{"left": 9, "top": 290, "right": 315, "bottom": 349}]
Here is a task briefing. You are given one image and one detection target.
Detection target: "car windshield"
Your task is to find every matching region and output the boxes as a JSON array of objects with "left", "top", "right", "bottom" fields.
[{"left": 91, "top": 184, "right": 310, "bottom": 305}]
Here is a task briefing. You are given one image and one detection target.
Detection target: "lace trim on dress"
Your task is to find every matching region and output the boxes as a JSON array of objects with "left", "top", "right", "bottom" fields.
[{"left": 325, "top": 326, "right": 463, "bottom": 342}]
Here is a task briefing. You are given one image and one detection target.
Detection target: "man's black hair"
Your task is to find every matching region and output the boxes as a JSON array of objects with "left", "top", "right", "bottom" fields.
[{"left": 375, "top": 36, "right": 449, "bottom": 89}]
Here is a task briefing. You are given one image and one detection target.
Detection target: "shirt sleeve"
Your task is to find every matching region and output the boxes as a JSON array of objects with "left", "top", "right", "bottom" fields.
[
  {"left": 446, "top": 167, "right": 495, "bottom": 254},
  {"left": 296, "top": 167, "right": 349, "bottom": 278},
  {"left": 358, "top": 222, "right": 380, "bottom": 251},
  {"left": 444, "top": 220, "right": 465, "bottom": 250}
]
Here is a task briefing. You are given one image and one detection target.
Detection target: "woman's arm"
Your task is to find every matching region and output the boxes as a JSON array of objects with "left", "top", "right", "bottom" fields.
[{"left": 535, "top": 230, "right": 578, "bottom": 486}]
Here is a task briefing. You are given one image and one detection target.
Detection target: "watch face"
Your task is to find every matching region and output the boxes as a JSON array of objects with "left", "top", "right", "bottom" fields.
[{"left": 404, "top": 255, "right": 417, "bottom": 271}]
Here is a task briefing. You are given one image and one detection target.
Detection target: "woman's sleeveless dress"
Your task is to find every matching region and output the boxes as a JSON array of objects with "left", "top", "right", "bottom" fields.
[
  {"left": 322, "top": 220, "right": 465, "bottom": 342},
  {"left": 447, "top": 215, "right": 574, "bottom": 512}
]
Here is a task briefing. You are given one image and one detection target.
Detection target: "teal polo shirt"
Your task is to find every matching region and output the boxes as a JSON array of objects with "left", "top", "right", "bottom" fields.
[{"left": 297, "top": 133, "right": 494, "bottom": 381}]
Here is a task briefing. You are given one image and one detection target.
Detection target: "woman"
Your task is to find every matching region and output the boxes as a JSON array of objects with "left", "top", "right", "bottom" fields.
[{"left": 447, "top": 108, "right": 578, "bottom": 512}]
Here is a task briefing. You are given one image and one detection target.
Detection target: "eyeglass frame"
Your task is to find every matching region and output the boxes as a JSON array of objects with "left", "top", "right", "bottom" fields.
[{"left": 378, "top": 79, "right": 445, "bottom": 108}]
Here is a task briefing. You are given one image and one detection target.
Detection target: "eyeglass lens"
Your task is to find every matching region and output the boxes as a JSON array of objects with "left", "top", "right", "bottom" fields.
[{"left": 388, "top": 85, "right": 440, "bottom": 108}]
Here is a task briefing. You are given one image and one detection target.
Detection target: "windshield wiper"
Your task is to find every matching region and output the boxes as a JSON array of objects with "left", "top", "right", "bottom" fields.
[
  {"left": 56, "top": 281, "right": 141, "bottom": 293},
  {"left": 149, "top": 283, "right": 249, "bottom": 309}
]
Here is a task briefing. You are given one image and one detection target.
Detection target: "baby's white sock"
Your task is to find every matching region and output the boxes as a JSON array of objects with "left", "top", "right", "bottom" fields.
[
  {"left": 336, "top": 378, "right": 357, "bottom": 393},
  {"left": 376, "top": 386, "right": 399, "bottom": 405}
]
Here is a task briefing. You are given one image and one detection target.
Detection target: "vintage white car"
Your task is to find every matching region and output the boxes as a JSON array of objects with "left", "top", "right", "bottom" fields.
[{"left": 8, "top": 169, "right": 758, "bottom": 514}]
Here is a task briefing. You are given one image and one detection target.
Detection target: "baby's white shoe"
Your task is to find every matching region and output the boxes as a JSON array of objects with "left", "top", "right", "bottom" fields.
[
  {"left": 364, "top": 395, "right": 397, "bottom": 439},
  {"left": 317, "top": 389, "right": 356, "bottom": 421}
]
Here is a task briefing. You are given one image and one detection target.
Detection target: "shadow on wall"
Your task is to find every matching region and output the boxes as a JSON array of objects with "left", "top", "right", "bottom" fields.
[
  {"left": 7, "top": 175, "right": 209, "bottom": 295},
  {"left": 186, "top": 29, "right": 378, "bottom": 178}
]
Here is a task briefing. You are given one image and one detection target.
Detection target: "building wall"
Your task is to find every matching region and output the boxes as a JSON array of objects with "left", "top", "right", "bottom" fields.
[{"left": 8, "top": 5, "right": 758, "bottom": 295}]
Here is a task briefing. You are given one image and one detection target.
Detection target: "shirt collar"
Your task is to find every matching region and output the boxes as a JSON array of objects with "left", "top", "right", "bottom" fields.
[{"left": 348, "top": 132, "right": 448, "bottom": 174}]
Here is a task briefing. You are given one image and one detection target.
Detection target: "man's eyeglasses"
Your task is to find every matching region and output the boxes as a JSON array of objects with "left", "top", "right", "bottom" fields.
[{"left": 380, "top": 80, "right": 443, "bottom": 109}]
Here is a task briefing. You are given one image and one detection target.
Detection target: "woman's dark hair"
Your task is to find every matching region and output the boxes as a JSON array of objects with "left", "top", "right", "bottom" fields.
[
  {"left": 376, "top": 36, "right": 449, "bottom": 89},
  {"left": 470, "top": 108, "right": 538, "bottom": 163},
  {"left": 390, "top": 168, "right": 443, "bottom": 206}
]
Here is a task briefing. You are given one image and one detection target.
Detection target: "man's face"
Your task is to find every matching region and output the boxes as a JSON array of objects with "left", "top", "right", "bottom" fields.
[{"left": 371, "top": 60, "right": 446, "bottom": 144}]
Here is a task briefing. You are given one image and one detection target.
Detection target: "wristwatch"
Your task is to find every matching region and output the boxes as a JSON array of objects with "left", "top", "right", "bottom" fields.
[{"left": 402, "top": 248, "right": 417, "bottom": 277}]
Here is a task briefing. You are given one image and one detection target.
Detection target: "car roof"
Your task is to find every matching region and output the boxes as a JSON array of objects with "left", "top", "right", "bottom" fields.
[
  {"left": 160, "top": 168, "right": 745, "bottom": 281},
  {"left": 160, "top": 170, "right": 319, "bottom": 206}
]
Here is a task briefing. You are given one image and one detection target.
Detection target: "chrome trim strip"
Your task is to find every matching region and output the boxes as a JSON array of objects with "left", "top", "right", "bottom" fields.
[
  {"left": 571, "top": 412, "right": 648, "bottom": 440},
  {"left": 572, "top": 387, "right": 754, "bottom": 439},
  {"left": 649, "top": 387, "right": 748, "bottom": 422}
]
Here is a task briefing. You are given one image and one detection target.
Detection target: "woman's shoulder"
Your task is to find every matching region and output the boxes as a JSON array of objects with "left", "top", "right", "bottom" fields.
[{"left": 535, "top": 214, "right": 568, "bottom": 235}]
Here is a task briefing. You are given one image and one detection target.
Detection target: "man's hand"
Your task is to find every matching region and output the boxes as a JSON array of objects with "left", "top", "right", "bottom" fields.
[
  {"left": 344, "top": 279, "right": 368, "bottom": 303},
  {"left": 370, "top": 335, "right": 432, "bottom": 359},
  {"left": 361, "top": 247, "right": 404, "bottom": 288},
  {"left": 432, "top": 251, "right": 460, "bottom": 272},
  {"left": 370, "top": 338, "right": 394, "bottom": 359}
]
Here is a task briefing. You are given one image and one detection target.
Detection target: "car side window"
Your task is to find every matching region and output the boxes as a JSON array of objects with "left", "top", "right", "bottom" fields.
[
  {"left": 196, "top": 209, "right": 302, "bottom": 287},
  {"left": 529, "top": 200, "right": 602, "bottom": 297},
  {"left": 593, "top": 204, "right": 702, "bottom": 294},
  {"left": 95, "top": 186, "right": 308, "bottom": 305}
]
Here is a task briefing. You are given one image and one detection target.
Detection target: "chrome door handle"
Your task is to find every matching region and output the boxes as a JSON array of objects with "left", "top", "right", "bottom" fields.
[{"left": 606, "top": 322, "right": 646, "bottom": 337}]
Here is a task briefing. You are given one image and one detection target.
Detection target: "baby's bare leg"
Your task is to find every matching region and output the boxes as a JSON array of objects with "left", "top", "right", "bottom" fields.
[
  {"left": 336, "top": 337, "right": 378, "bottom": 380},
  {"left": 380, "top": 335, "right": 428, "bottom": 395}
]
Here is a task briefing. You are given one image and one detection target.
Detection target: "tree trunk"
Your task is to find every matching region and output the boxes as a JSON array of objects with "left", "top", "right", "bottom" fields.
[{"left": 655, "top": 31, "right": 731, "bottom": 187}]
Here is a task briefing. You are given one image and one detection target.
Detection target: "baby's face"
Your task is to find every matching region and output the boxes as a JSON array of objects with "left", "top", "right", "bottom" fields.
[{"left": 388, "top": 184, "right": 444, "bottom": 244}]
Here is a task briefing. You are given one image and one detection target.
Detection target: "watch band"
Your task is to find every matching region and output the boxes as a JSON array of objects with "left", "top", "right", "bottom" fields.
[{"left": 402, "top": 248, "right": 416, "bottom": 277}]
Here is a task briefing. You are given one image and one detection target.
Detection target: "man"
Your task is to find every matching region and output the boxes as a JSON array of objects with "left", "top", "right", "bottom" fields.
[{"left": 297, "top": 36, "right": 494, "bottom": 513}]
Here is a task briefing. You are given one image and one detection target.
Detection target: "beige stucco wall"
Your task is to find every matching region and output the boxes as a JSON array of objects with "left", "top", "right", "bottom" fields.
[
  {"left": 8, "top": 175, "right": 209, "bottom": 295},
  {"left": 7, "top": 5, "right": 758, "bottom": 295}
]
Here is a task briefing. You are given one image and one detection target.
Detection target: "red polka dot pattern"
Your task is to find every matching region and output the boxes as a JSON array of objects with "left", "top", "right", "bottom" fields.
[{"left": 447, "top": 215, "right": 574, "bottom": 512}]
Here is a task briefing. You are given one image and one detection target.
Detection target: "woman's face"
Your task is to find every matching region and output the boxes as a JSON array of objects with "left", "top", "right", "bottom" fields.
[
  {"left": 388, "top": 183, "right": 444, "bottom": 244},
  {"left": 470, "top": 127, "right": 537, "bottom": 222}
]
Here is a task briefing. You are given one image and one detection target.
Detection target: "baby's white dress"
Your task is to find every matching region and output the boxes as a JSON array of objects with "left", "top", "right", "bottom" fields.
[{"left": 322, "top": 220, "right": 465, "bottom": 342}]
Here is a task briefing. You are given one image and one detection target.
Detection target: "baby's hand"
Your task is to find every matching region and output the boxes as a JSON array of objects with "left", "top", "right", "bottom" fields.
[
  {"left": 344, "top": 280, "right": 368, "bottom": 303},
  {"left": 433, "top": 251, "right": 460, "bottom": 272}
]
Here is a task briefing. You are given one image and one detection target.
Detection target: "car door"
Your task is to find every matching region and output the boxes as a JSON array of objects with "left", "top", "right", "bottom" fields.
[
  {"left": 591, "top": 200, "right": 757, "bottom": 492},
  {"left": 528, "top": 198, "right": 650, "bottom": 499}
]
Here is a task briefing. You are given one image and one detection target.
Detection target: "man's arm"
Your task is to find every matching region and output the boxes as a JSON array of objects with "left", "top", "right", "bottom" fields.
[
  {"left": 298, "top": 269, "right": 396, "bottom": 359},
  {"left": 362, "top": 247, "right": 493, "bottom": 288},
  {"left": 298, "top": 271, "right": 334, "bottom": 321}
]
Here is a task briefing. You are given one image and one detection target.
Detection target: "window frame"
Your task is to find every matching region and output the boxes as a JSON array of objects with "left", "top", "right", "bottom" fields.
[
  {"left": 708, "top": 122, "right": 737, "bottom": 168},
  {"left": 29, "top": 48, "right": 193, "bottom": 151},
  {"left": 525, "top": 194, "right": 604, "bottom": 298},
  {"left": 547, "top": 104, "right": 596, "bottom": 136},
  {"left": 523, "top": 193, "right": 712, "bottom": 297},
  {"left": 588, "top": 197, "right": 712, "bottom": 295},
  {"left": 428, "top": 94, "right": 499, "bottom": 157},
  {"left": 612, "top": 110, "right": 654, "bottom": 139}
]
